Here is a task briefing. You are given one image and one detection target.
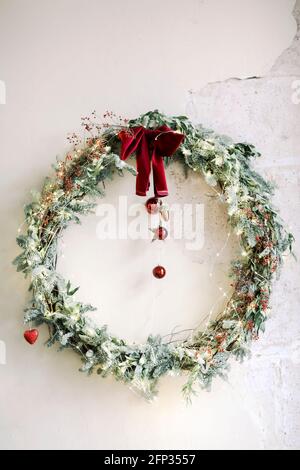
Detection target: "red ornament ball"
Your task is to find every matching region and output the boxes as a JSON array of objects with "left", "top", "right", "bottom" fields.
[
  {"left": 146, "top": 197, "right": 160, "bottom": 214},
  {"left": 24, "top": 329, "right": 39, "bottom": 345},
  {"left": 153, "top": 265, "right": 166, "bottom": 279},
  {"left": 155, "top": 226, "right": 168, "bottom": 240}
]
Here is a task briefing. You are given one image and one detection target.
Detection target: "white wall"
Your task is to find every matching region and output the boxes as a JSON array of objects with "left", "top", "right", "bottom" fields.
[{"left": 0, "top": 0, "right": 299, "bottom": 450}]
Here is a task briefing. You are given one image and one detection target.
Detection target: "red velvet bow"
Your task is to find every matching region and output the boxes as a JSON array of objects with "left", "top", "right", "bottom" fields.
[{"left": 118, "top": 125, "right": 184, "bottom": 197}]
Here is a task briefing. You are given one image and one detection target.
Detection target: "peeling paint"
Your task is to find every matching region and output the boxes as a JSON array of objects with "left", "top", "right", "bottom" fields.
[
  {"left": 187, "top": 0, "right": 299, "bottom": 96},
  {"left": 184, "top": 1, "right": 300, "bottom": 450},
  {"left": 271, "top": 0, "right": 300, "bottom": 75}
]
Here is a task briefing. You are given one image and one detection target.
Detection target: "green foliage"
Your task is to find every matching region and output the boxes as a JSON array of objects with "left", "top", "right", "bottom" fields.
[{"left": 14, "top": 110, "right": 294, "bottom": 401}]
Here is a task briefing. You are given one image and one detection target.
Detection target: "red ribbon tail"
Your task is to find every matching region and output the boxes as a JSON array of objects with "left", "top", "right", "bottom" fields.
[
  {"left": 152, "top": 151, "right": 169, "bottom": 197},
  {"left": 135, "top": 136, "right": 151, "bottom": 196}
]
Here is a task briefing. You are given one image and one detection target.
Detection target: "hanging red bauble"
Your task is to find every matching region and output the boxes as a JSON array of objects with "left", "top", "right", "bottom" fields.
[
  {"left": 146, "top": 197, "right": 160, "bottom": 214},
  {"left": 155, "top": 226, "right": 168, "bottom": 240},
  {"left": 153, "top": 265, "right": 166, "bottom": 279},
  {"left": 24, "top": 329, "right": 39, "bottom": 345}
]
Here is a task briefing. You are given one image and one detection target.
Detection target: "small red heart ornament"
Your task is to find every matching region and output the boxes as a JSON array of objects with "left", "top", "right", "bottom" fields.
[{"left": 24, "top": 329, "right": 39, "bottom": 345}]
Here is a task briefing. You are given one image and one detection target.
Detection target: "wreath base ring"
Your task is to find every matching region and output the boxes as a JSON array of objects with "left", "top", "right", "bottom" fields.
[{"left": 14, "top": 110, "right": 293, "bottom": 400}]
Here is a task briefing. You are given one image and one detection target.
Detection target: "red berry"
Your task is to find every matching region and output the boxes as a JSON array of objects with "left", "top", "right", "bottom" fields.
[{"left": 246, "top": 320, "right": 254, "bottom": 331}]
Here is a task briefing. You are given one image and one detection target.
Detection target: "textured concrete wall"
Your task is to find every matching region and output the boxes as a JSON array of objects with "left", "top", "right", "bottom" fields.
[
  {"left": 191, "top": 3, "right": 300, "bottom": 449},
  {"left": 0, "top": 0, "right": 299, "bottom": 450}
]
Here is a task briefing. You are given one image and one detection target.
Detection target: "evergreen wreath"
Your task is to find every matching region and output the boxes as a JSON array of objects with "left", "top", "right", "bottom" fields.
[{"left": 14, "top": 110, "right": 294, "bottom": 400}]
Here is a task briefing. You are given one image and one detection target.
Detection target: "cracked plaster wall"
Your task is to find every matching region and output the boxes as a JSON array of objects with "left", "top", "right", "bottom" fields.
[{"left": 0, "top": 0, "right": 299, "bottom": 450}]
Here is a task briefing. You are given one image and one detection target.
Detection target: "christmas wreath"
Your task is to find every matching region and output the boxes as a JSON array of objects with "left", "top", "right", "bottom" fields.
[{"left": 14, "top": 110, "right": 294, "bottom": 400}]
